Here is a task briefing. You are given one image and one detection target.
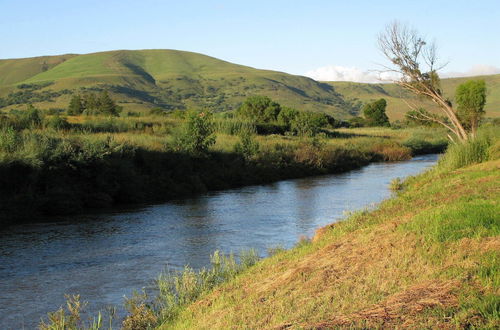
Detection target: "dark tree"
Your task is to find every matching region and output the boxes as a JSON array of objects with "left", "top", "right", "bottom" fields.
[
  {"left": 98, "top": 91, "right": 122, "bottom": 116},
  {"left": 362, "top": 99, "right": 390, "bottom": 127},
  {"left": 67, "top": 94, "right": 84, "bottom": 115}
]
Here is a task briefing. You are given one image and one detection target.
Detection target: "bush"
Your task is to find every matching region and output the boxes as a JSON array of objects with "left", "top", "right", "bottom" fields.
[
  {"left": 44, "top": 115, "right": 71, "bottom": 131},
  {"left": 234, "top": 131, "right": 260, "bottom": 160},
  {"left": 0, "top": 126, "right": 20, "bottom": 153},
  {"left": 174, "top": 111, "right": 216, "bottom": 155},
  {"left": 290, "top": 112, "right": 328, "bottom": 137}
]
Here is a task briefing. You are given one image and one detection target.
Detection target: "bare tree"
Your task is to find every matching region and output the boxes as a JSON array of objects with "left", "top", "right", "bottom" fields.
[{"left": 378, "top": 22, "right": 469, "bottom": 142}]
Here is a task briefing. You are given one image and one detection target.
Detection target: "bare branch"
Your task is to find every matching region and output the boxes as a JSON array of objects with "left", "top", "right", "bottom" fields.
[{"left": 377, "top": 21, "right": 469, "bottom": 142}]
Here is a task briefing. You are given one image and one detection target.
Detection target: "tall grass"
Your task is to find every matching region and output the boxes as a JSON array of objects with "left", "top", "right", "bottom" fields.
[
  {"left": 152, "top": 250, "right": 259, "bottom": 324},
  {"left": 213, "top": 118, "right": 256, "bottom": 135},
  {"left": 437, "top": 128, "right": 499, "bottom": 170}
]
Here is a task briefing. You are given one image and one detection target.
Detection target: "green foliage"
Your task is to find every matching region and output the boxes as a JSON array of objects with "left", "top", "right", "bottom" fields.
[
  {"left": 347, "top": 116, "right": 365, "bottom": 128},
  {"left": 44, "top": 115, "right": 71, "bottom": 131},
  {"left": 237, "top": 95, "right": 282, "bottom": 123},
  {"left": 402, "top": 129, "right": 449, "bottom": 155},
  {"left": 290, "top": 111, "right": 328, "bottom": 136},
  {"left": 236, "top": 96, "right": 334, "bottom": 136},
  {"left": 389, "top": 177, "right": 405, "bottom": 192},
  {"left": 362, "top": 98, "right": 390, "bottom": 127},
  {"left": 214, "top": 118, "right": 256, "bottom": 135},
  {"left": 97, "top": 91, "right": 122, "bottom": 116},
  {"left": 234, "top": 131, "right": 260, "bottom": 160},
  {"left": 13, "top": 104, "right": 44, "bottom": 129},
  {"left": 0, "top": 86, "right": 70, "bottom": 108},
  {"left": 277, "top": 107, "right": 299, "bottom": 127},
  {"left": 174, "top": 111, "right": 216, "bottom": 155},
  {"left": 0, "top": 126, "right": 19, "bottom": 153},
  {"left": 68, "top": 91, "right": 122, "bottom": 116},
  {"left": 455, "top": 80, "right": 487, "bottom": 133},
  {"left": 67, "top": 94, "right": 84, "bottom": 115}
]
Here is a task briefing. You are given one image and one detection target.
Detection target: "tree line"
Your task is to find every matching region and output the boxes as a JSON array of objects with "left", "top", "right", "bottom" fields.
[{"left": 67, "top": 91, "right": 122, "bottom": 116}]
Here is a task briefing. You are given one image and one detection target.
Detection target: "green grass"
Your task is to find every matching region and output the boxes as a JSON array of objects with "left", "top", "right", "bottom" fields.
[{"left": 405, "top": 200, "right": 500, "bottom": 243}]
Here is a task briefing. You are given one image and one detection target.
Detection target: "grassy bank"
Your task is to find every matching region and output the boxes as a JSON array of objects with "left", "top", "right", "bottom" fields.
[
  {"left": 38, "top": 130, "right": 499, "bottom": 329},
  {"left": 153, "top": 131, "right": 498, "bottom": 329},
  {"left": 0, "top": 117, "right": 447, "bottom": 227}
]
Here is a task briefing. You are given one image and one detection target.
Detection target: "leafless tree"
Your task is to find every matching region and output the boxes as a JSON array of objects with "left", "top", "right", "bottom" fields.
[{"left": 378, "top": 21, "right": 469, "bottom": 142}]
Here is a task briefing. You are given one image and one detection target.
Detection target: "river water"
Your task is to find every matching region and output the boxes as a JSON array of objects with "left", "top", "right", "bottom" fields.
[{"left": 0, "top": 154, "right": 438, "bottom": 329}]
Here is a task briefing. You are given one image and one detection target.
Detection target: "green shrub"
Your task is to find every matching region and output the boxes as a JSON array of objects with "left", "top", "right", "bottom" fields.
[
  {"left": 0, "top": 126, "right": 19, "bottom": 153},
  {"left": 44, "top": 115, "right": 71, "bottom": 131},
  {"left": 174, "top": 111, "right": 216, "bottom": 155},
  {"left": 234, "top": 131, "right": 260, "bottom": 160}
]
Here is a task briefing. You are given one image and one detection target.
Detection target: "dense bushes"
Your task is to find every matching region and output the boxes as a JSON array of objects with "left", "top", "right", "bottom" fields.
[
  {"left": 235, "top": 96, "right": 336, "bottom": 136},
  {"left": 67, "top": 91, "right": 122, "bottom": 116}
]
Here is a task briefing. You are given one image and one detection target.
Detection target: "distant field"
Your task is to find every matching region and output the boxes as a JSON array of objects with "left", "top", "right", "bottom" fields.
[{"left": 0, "top": 49, "right": 498, "bottom": 120}]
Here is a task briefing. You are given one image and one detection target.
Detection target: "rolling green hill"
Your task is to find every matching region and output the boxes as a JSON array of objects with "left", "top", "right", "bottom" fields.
[
  {"left": 326, "top": 74, "right": 500, "bottom": 120},
  {"left": 0, "top": 49, "right": 498, "bottom": 120},
  {"left": 0, "top": 50, "right": 357, "bottom": 118}
]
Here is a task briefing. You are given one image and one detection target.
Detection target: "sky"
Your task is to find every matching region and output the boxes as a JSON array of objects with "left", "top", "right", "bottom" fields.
[{"left": 1, "top": 0, "right": 499, "bottom": 82}]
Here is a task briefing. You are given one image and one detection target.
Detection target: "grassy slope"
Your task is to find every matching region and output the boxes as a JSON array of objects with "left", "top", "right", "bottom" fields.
[
  {"left": 164, "top": 156, "right": 499, "bottom": 328},
  {"left": 327, "top": 74, "right": 500, "bottom": 120},
  {"left": 0, "top": 50, "right": 352, "bottom": 117}
]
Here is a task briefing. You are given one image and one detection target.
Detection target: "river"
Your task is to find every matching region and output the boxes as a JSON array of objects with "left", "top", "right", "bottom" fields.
[{"left": 0, "top": 154, "right": 438, "bottom": 328}]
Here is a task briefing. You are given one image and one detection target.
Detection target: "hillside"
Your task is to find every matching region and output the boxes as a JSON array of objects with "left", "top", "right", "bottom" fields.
[
  {"left": 327, "top": 74, "right": 500, "bottom": 120},
  {"left": 159, "top": 138, "right": 500, "bottom": 329},
  {"left": 0, "top": 49, "right": 498, "bottom": 120},
  {"left": 0, "top": 50, "right": 356, "bottom": 118}
]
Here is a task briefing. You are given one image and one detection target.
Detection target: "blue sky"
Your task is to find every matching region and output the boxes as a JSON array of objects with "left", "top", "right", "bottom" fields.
[{"left": 1, "top": 0, "right": 499, "bottom": 81}]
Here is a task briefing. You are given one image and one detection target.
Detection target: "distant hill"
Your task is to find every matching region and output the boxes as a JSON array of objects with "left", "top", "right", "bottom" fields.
[
  {"left": 0, "top": 49, "right": 498, "bottom": 119},
  {"left": 0, "top": 50, "right": 358, "bottom": 118},
  {"left": 326, "top": 74, "right": 500, "bottom": 120}
]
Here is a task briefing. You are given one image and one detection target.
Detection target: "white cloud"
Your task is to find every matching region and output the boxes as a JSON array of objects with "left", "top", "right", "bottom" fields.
[
  {"left": 305, "top": 65, "right": 398, "bottom": 83},
  {"left": 441, "top": 65, "right": 500, "bottom": 78},
  {"left": 306, "top": 64, "right": 500, "bottom": 83}
]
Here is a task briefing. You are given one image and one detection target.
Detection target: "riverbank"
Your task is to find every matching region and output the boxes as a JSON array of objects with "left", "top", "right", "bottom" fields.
[
  {"left": 156, "top": 133, "right": 499, "bottom": 329},
  {"left": 34, "top": 130, "right": 498, "bottom": 329},
  {"left": 0, "top": 126, "right": 447, "bottom": 228}
]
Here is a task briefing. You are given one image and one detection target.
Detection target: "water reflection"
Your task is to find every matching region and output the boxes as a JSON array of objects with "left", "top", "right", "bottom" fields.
[{"left": 0, "top": 154, "right": 438, "bottom": 328}]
